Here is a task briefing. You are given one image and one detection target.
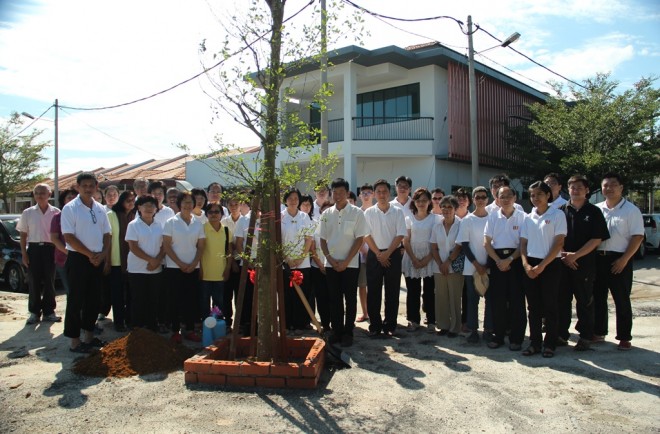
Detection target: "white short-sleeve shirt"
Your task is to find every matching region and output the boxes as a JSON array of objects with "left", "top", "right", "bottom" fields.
[
  {"left": 235, "top": 213, "right": 259, "bottom": 261},
  {"left": 125, "top": 217, "right": 163, "bottom": 274},
  {"left": 154, "top": 206, "right": 175, "bottom": 229},
  {"left": 486, "top": 201, "right": 524, "bottom": 214},
  {"left": 390, "top": 197, "right": 413, "bottom": 221},
  {"left": 363, "top": 204, "right": 407, "bottom": 250},
  {"left": 281, "top": 209, "right": 314, "bottom": 269},
  {"left": 17, "top": 204, "right": 60, "bottom": 243},
  {"left": 484, "top": 208, "right": 525, "bottom": 249},
  {"left": 61, "top": 195, "right": 111, "bottom": 252},
  {"left": 163, "top": 213, "right": 205, "bottom": 268},
  {"left": 520, "top": 206, "right": 567, "bottom": 259},
  {"left": 456, "top": 213, "right": 489, "bottom": 275},
  {"left": 430, "top": 216, "right": 461, "bottom": 273},
  {"left": 596, "top": 198, "right": 644, "bottom": 252},
  {"left": 319, "top": 203, "right": 370, "bottom": 268},
  {"left": 550, "top": 196, "right": 568, "bottom": 209},
  {"left": 221, "top": 214, "right": 245, "bottom": 243}
]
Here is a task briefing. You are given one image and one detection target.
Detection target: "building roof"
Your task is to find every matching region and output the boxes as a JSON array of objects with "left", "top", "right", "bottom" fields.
[{"left": 285, "top": 43, "right": 548, "bottom": 101}]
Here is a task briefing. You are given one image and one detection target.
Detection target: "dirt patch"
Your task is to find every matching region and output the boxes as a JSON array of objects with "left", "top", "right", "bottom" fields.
[
  {"left": 73, "top": 328, "right": 196, "bottom": 378},
  {"left": 0, "top": 303, "right": 11, "bottom": 314}
]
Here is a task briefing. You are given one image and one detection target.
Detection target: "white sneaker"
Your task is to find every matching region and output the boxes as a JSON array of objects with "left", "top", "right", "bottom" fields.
[
  {"left": 406, "top": 322, "right": 419, "bottom": 332},
  {"left": 427, "top": 323, "right": 436, "bottom": 333},
  {"left": 26, "top": 313, "right": 40, "bottom": 325},
  {"left": 43, "top": 313, "right": 62, "bottom": 322}
]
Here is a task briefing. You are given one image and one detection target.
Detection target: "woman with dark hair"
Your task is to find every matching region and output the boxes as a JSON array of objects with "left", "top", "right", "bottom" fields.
[
  {"left": 105, "top": 190, "right": 137, "bottom": 331},
  {"left": 299, "top": 194, "right": 314, "bottom": 220},
  {"left": 50, "top": 189, "right": 78, "bottom": 294},
  {"left": 281, "top": 188, "right": 314, "bottom": 333},
  {"left": 520, "top": 181, "right": 566, "bottom": 358},
  {"left": 125, "top": 195, "right": 165, "bottom": 330},
  {"left": 191, "top": 188, "right": 208, "bottom": 224},
  {"left": 163, "top": 191, "right": 206, "bottom": 343},
  {"left": 402, "top": 187, "right": 437, "bottom": 332},
  {"left": 430, "top": 195, "right": 463, "bottom": 337},
  {"left": 200, "top": 202, "right": 233, "bottom": 319}
]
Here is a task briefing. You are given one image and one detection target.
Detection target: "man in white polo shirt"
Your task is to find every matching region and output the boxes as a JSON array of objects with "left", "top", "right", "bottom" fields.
[
  {"left": 319, "top": 178, "right": 369, "bottom": 347},
  {"left": 61, "top": 173, "right": 112, "bottom": 353},
  {"left": 364, "top": 179, "right": 407, "bottom": 337},
  {"left": 18, "top": 183, "right": 61, "bottom": 325},
  {"left": 593, "top": 173, "right": 644, "bottom": 351},
  {"left": 544, "top": 172, "right": 568, "bottom": 209}
]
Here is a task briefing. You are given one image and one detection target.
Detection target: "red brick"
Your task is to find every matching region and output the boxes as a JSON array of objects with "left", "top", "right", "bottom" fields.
[
  {"left": 270, "top": 362, "right": 301, "bottom": 377},
  {"left": 240, "top": 361, "right": 271, "bottom": 376},
  {"left": 210, "top": 360, "right": 241, "bottom": 375},
  {"left": 227, "top": 376, "right": 256, "bottom": 387},
  {"left": 286, "top": 376, "right": 318, "bottom": 389},
  {"left": 184, "top": 358, "right": 214, "bottom": 374},
  {"left": 300, "top": 360, "right": 320, "bottom": 378},
  {"left": 198, "top": 373, "right": 227, "bottom": 386},
  {"left": 184, "top": 372, "right": 198, "bottom": 384},
  {"left": 256, "top": 377, "right": 287, "bottom": 388},
  {"left": 289, "top": 348, "right": 308, "bottom": 359}
]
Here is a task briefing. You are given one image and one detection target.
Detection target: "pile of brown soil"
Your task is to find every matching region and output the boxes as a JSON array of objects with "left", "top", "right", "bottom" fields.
[{"left": 73, "top": 328, "right": 196, "bottom": 378}]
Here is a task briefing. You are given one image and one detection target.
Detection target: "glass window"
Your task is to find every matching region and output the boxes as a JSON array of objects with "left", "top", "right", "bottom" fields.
[{"left": 357, "top": 83, "right": 420, "bottom": 126}]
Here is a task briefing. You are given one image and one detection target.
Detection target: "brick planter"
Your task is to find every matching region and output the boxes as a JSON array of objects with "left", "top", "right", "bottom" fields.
[{"left": 184, "top": 337, "right": 325, "bottom": 389}]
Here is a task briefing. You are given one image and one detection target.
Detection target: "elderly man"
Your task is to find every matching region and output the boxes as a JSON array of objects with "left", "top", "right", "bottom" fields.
[
  {"left": 593, "top": 173, "right": 644, "bottom": 351},
  {"left": 18, "top": 183, "right": 61, "bottom": 324}
]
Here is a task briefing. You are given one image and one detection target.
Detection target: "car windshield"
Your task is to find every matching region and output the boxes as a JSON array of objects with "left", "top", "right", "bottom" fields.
[{"left": 2, "top": 218, "right": 20, "bottom": 241}]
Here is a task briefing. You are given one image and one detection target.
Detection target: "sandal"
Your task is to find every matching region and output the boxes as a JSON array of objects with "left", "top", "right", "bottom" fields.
[
  {"left": 542, "top": 348, "right": 555, "bottom": 358},
  {"left": 356, "top": 315, "right": 369, "bottom": 323},
  {"left": 522, "top": 345, "right": 539, "bottom": 356}
]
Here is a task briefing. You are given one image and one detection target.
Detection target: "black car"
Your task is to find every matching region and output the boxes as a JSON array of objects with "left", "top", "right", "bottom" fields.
[{"left": 0, "top": 214, "right": 28, "bottom": 292}]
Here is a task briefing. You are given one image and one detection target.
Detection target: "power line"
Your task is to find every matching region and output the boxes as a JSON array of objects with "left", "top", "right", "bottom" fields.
[
  {"left": 476, "top": 26, "right": 586, "bottom": 89},
  {"left": 475, "top": 52, "right": 549, "bottom": 90},
  {"left": 59, "top": 107, "right": 169, "bottom": 158},
  {"left": 8, "top": 104, "right": 53, "bottom": 140},
  {"left": 61, "top": 0, "right": 316, "bottom": 112}
]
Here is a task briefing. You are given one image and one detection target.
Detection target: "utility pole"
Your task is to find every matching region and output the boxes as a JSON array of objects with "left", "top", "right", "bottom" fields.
[
  {"left": 467, "top": 15, "right": 479, "bottom": 189},
  {"left": 54, "top": 98, "right": 59, "bottom": 201}
]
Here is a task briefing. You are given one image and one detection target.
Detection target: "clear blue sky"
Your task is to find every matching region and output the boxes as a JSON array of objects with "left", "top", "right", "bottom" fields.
[{"left": 1, "top": 0, "right": 658, "bottom": 177}]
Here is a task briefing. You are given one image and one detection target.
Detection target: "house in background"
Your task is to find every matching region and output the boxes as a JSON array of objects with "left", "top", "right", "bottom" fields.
[{"left": 188, "top": 42, "right": 547, "bottom": 195}]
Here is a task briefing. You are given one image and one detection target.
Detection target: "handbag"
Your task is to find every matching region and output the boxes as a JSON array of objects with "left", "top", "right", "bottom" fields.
[{"left": 451, "top": 251, "right": 465, "bottom": 274}]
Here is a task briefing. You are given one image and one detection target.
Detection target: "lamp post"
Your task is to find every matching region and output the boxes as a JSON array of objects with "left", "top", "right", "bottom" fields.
[
  {"left": 21, "top": 99, "right": 59, "bottom": 200},
  {"left": 467, "top": 15, "right": 519, "bottom": 188}
]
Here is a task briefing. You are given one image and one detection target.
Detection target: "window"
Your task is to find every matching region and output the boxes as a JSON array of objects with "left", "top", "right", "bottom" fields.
[{"left": 356, "top": 83, "right": 420, "bottom": 127}]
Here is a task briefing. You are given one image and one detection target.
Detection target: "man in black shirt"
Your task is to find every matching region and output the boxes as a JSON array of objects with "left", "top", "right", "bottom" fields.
[{"left": 558, "top": 175, "right": 610, "bottom": 351}]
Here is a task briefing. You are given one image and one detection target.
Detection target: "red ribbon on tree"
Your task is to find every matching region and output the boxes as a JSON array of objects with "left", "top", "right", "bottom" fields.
[
  {"left": 248, "top": 269, "right": 256, "bottom": 284},
  {"left": 289, "top": 270, "right": 304, "bottom": 287}
]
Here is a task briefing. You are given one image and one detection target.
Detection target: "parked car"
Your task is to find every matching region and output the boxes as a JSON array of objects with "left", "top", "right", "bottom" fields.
[
  {"left": 643, "top": 214, "right": 660, "bottom": 252},
  {"left": 0, "top": 214, "right": 28, "bottom": 292}
]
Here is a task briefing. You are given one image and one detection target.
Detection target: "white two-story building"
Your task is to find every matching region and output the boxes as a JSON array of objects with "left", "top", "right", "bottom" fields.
[{"left": 187, "top": 42, "right": 546, "bottom": 195}]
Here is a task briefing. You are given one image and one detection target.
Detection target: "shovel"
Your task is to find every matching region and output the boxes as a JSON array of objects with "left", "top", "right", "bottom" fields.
[{"left": 291, "top": 281, "right": 352, "bottom": 368}]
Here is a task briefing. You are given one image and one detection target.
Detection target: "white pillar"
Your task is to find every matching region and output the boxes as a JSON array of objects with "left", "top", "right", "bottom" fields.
[{"left": 343, "top": 63, "right": 357, "bottom": 189}]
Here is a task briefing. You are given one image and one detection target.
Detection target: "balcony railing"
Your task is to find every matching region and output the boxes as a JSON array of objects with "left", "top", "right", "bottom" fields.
[
  {"left": 353, "top": 117, "right": 434, "bottom": 140},
  {"left": 309, "top": 119, "right": 345, "bottom": 143}
]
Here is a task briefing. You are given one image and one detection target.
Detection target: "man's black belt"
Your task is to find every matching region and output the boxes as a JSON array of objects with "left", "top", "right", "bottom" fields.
[{"left": 29, "top": 242, "right": 53, "bottom": 247}]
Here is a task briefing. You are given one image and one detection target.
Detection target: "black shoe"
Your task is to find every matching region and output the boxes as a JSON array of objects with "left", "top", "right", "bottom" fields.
[
  {"left": 328, "top": 333, "right": 341, "bottom": 344},
  {"left": 467, "top": 331, "right": 480, "bottom": 343},
  {"left": 437, "top": 329, "right": 449, "bottom": 336},
  {"left": 574, "top": 338, "right": 591, "bottom": 351},
  {"left": 367, "top": 330, "right": 381, "bottom": 338},
  {"left": 556, "top": 337, "right": 569, "bottom": 347},
  {"left": 447, "top": 332, "right": 458, "bottom": 338}
]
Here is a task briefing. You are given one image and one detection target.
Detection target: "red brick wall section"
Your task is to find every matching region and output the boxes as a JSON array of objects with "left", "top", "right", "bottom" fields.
[{"left": 184, "top": 337, "right": 325, "bottom": 389}]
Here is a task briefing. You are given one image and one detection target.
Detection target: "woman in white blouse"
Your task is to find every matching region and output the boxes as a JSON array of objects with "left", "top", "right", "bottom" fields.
[
  {"left": 430, "top": 196, "right": 463, "bottom": 337},
  {"left": 402, "top": 187, "right": 437, "bottom": 332}
]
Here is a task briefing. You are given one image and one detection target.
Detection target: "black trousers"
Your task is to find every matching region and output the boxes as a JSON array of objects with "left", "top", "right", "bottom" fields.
[
  {"left": 326, "top": 267, "right": 359, "bottom": 337},
  {"left": 165, "top": 267, "right": 200, "bottom": 333},
  {"left": 405, "top": 276, "right": 435, "bottom": 324},
  {"left": 524, "top": 258, "right": 561, "bottom": 350},
  {"left": 26, "top": 243, "right": 56, "bottom": 316},
  {"left": 284, "top": 268, "right": 312, "bottom": 330},
  {"left": 366, "top": 249, "right": 402, "bottom": 333},
  {"left": 558, "top": 265, "right": 595, "bottom": 341},
  {"left": 63, "top": 251, "right": 103, "bottom": 338},
  {"left": 487, "top": 250, "right": 526, "bottom": 345},
  {"left": 223, "top": 265, "right": 241, "bottom": 327},
  {"left": 129, "top": 272, "right": 162, "bottom": 329},
  {"left": 311, "top": 266, "right": 331, "bottom": 329},
  {"left": 593, "top": 253, "right": 633, "bottom": 341}
]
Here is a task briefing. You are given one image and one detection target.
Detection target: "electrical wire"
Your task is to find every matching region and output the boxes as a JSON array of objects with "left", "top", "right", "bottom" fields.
[
  {"left": 475, "top": 52, "right": 549, "bottom": 90},
  {"left": 59, "top": 107, "right": 169, "bottom": 158},
  {"left": 61, "top": 0, "right": 316, "bottom": 112},
  {"left": 8, "top": 104, "right": 54, "bottom": 140},
  {"left": 342, "top": 0, "right": 465, "bottom": 30},
  {"left": 476, "top": 26, "right": 586, "bottom": 89}
]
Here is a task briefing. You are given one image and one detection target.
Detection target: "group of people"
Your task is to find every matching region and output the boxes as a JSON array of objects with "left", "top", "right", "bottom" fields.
[{"left": 18, "top": 170, "right": 643, "bottom": 357}]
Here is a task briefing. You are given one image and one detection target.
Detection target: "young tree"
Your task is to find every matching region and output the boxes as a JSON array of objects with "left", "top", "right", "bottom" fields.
[
  {"left": 508, "top": 73, "right": 659, "bottom": 188},
  {"left": 0, "top": 113, "right": 51, "bottom": 212},
  {"left": 195, "top": 0, "right": 363, "bottom": 360}
]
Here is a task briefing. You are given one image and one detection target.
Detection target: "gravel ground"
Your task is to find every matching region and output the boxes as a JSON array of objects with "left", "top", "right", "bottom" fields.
[{"left": 1, "top": 257, "right": 659, "bottom": 433}]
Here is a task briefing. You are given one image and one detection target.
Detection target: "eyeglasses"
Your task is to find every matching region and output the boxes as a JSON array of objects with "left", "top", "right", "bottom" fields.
[
  {"left": 432, "top": 197, "right": 443, "bottom": 201},
  {"left": 396, "top": 184, "right": 410, "bottom": 190},
  {"left": 90, "top": 209, "right": 97, "bottom": 224},
  {"left": 361, "top": 191, "right": 373, "bottom": 195},
  {"left": 440, "top": 205, "right": 455, "bottom": 210},
  {"left": 498, "top": 195, "right": 514, "bottom": 200},
  {"left": 473, "top": 195, "right": 488, "bottom": 200}
]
